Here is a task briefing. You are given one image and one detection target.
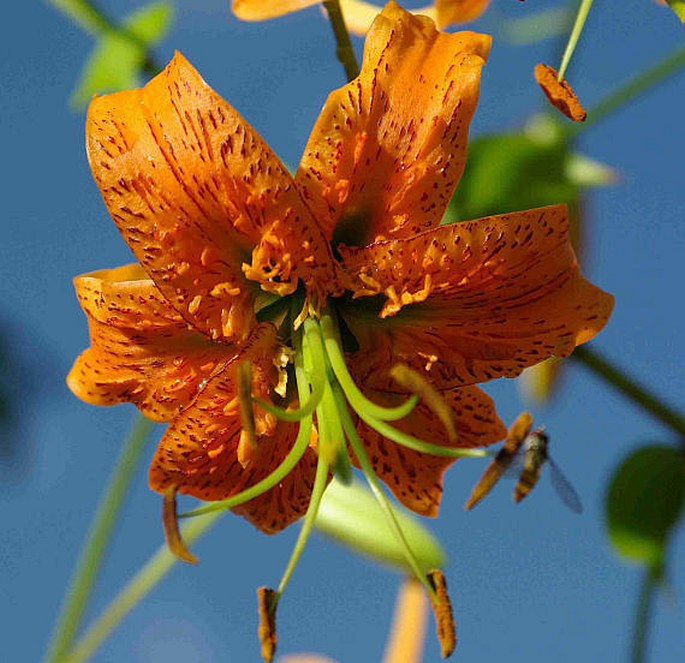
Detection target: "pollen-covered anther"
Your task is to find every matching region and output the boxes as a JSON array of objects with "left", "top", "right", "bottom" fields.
[
  {"left": 237, "top": 360, "right": 257, "bottom": 464},
  {"left": 187, "top": 295, "right": 202, "bottom": 315},
  {"left": 335, "top": 178, "right": 351, "bottom": 205},
  {"left": 381, "top": 274, "right": 432, "bottom": 317},
  {"left": 210, "top": 282, "right": 241, "bottom": 298},
  {"left": 427, "top": 570, "right": 457, "bottom": 659},
  {"left": 353, "top": 272, "right": 382, "bottom": 297}
]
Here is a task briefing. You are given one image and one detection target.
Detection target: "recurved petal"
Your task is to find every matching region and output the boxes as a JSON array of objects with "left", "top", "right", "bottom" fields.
[
  {"left": 295, "top": 1, "right": 490, "bottom": 245},
  {"left": 433, "top": 0, "right": 491, "bottom": 26},
  {"left": 87, "top": 52, "right": 337, "bottom": 342},
  {"left": 340, "top": 205, "right": 614, "bottom": 388},
  {"left": 67, "top": 264, "right": 232, "bottom": 422},
  {"left": 353, "top": 386, "right": 505, "bottom": 516},
  {"left": 149, "top": 337, "right": 319, "bottom": 534},
  {"left": 232, "top": 0, "right": 320, "bottom": 19}
]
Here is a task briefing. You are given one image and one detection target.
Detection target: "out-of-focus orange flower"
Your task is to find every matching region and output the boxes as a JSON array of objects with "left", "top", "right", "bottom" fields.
[
  {"left": 69, "top": 2, "right": 612, "bottom": 536},
  {"left": 232, "top": 0, "right": 491, "bottom": 33}
]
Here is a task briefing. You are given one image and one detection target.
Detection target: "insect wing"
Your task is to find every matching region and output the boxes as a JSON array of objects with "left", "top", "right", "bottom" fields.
[{"left": 547, "top": 456, "right": 583, "bottom": 514}]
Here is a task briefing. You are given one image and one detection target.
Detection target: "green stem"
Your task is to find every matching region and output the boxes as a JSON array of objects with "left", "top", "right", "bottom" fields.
[
  {"left": 557, "top": 0, "right": 595, "bottom": 81},
  {"left": 65, "top": 512, "right": 222, "bottom": 663},
  {"left": 572, "top": 345, "right": 685, "bottom": 442},
  {"left": 631, "top": 568, "right": 658, "bottom": 663},
  {"left": 45, "top": 414, "right": 155, "bottom": 663},
  {"left": 573, "top": 43, "right": 685, "bottom": 133},
  {"left": 323, "top": 0, "right": 360, "bottom": 82}
]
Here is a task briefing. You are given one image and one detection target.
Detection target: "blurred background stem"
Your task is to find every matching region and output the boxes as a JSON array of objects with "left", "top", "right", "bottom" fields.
[
  {"left": 45, "top": 414, "right": 155, "bottom": 663},
  {"left": 323, "top": 0, "right": 360, "bottom": 82},
  {"left": 573, "top": 345, "right": 685, "bottom": 443}
]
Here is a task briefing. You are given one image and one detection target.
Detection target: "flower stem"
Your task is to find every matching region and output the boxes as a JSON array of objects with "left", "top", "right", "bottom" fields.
[
  {"left": 573, "top": 42, "right": 685, "bottom": 133},
  {"left": 65, "top": 512, "right": 222, "bottom": 663},
  {"left": 557, "top": 0, "right": 595, "bottom": 81},
  {"left": 572, "top": 344, "right": 685, "bottom": 442},
  {"left": 45, "top": 414, "right": 155, "bottom": 663},
  {"left": 631, "top": 567, "right": 659, "bottom": 663},
  {"left": 323, "top": 0, "right": 360, "bottom": 82}
]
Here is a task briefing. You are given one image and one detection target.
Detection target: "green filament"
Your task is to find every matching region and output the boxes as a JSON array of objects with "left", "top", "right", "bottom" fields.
[
  {"left": 557, "top": 0, "right": 595, "bottom": 81},
  {"left": 274, "top": 454, "right": 331, "bottom": 601},
  {"left": 332, "top": 382, "right": 438, "bottom": 603},
  {"left": 320, "top": 313, "right": 420, "bottom": 421}
]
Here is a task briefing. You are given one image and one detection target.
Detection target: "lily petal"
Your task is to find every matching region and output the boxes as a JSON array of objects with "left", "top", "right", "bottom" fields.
[
  {"left": 296, "top": 1, "right": 490, "bottom": 244},
  {"left": 232, "top": 0, "right": 320, "bottom": 20},
  {"left": 87, "top": 52, "right": 337, "bottom": 342},
  {"left": 67, "top": 264, "right": 231, "bottom": 422},
  {"left": 148, "top": 333, "right": 319, "bottom": 533},
  {"left": 433, "top": 0, "right": 491, "bottom": 27},
  {"left": 340, "top": 205, "right": 614, "bottom": 388},
  {"left": 352, "top": 386, "right": 505, "bottom": 516}
]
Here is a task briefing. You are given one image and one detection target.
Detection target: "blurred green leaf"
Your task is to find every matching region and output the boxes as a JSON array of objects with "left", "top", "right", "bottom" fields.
[
  {"left": 501, "top": 6, "right": 574, "bottom": 45},
  {"left": 666, "top": 0, "right": 685, "bottom": 23},
  {"left": 315, "top": 479, "right": 446, "bottom": 572},
  {"left": 126, "top": 1, "right": 174, "bottom": 44},
  {"left": 49, "top": 0, "right": 109, "bottom": 36},
  {"left": 70, "top": 2, "right": 173, "bottom": 108},
  {"left": 445, "top": 116, "right": 574, "bottom": 223},
  {"left": 445, "top": 114, "right": 615, "bottom": 221},
  {"left": 606, "top": 445, "right": 685, "bottom": 568}
]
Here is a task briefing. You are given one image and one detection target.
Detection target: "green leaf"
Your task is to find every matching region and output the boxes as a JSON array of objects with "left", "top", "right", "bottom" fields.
[
  {"left": 125, "top": 1, "right": 174, "bottom": 45},
  {"left": 48, "top": 0, "right": 110, "bottom": 36},
  {"left": 445, "top": 116, "right": 575, "bottom": 223},
  {"left": 70, "top": 34, "right": 144, "bottom": 108},
  {"left": 70, "top": 2, "right": 173, "bottom": 109},
  {"left": 666, "top": 0, "right": 685, "bottom": 23},
  {"left": 315, "top": 480, "right": 446, "bottom": 572},
  {"left": 606, "top": 445, "right": 685, "bottom": 568},
  {"left": 502, "top": 6, "right": 574, "bottom": 46}
]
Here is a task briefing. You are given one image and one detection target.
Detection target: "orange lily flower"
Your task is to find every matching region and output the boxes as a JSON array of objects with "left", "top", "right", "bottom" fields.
[
  {"left": 232, "top": 0, "right": 491, "bottom": 34},
  {"left": 69, "top": 2, "right": 612, "bottom": 541}
]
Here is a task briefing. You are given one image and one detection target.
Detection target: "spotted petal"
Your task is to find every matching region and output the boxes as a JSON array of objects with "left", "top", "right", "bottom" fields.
[
  {"left": 340, "top": 205, "right": 614, "bottom": 388},
  {"left": 296, "top": 1, "right": 490, "bottom": 245},
  {"left": 149, "top": 337, "right": 319, "bottom": 533},
  {"left": 87, "top": 52, "right": 338, "bottom": 343},
  {"left": 67, "top": 264, "right": 233, "bottom": 422},
  {"left": 352, "top": 386, "right": 505, "bottom": 516}
]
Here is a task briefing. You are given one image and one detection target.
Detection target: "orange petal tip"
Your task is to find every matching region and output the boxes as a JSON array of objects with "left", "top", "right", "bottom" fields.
[{"left": 534, "top": 63, "right": 587, "bottom": 122}]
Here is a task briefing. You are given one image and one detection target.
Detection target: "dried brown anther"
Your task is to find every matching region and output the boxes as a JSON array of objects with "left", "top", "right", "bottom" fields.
[
  {"left": 534, "top": 63, "right": 587, "bottom": 122},
  {"left": 257, "top": 586, "right": 278, "bottom": 662}
]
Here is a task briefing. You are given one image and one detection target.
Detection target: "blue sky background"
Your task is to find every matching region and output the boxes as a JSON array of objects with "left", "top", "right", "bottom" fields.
[{"left": 2, "top": 0, "right": 685, "bottom": 661}]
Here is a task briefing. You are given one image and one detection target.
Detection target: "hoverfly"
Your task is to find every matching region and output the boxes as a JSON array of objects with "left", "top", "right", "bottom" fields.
[{"left": 465, "top": 411, "right": 582, "bottom": 514}]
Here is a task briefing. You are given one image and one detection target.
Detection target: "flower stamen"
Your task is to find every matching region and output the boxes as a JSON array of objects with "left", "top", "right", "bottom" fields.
[
  {"left": 390, "top": 364, "right": 458, "bottom": 442},
  {"left": 162, "top": 486, "right": 198, "bottom": 564}
]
